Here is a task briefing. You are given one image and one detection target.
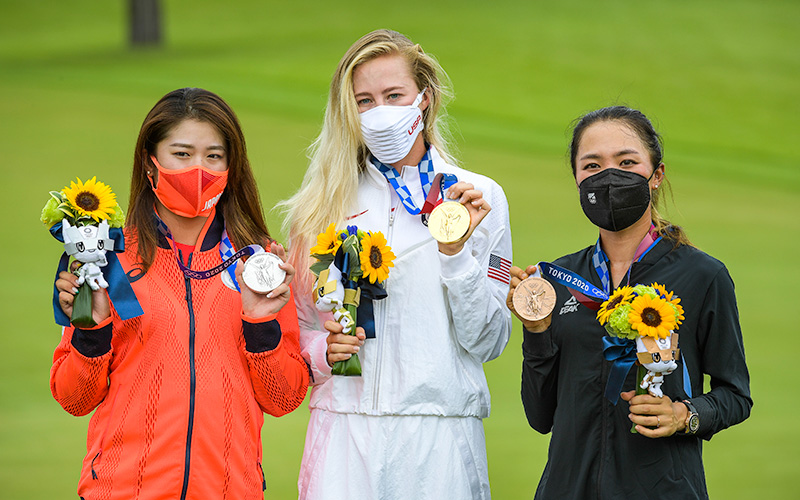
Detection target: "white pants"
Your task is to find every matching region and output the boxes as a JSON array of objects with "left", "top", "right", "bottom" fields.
[{"left": 298, "top": 409, "right": 491, "bottom": 500}]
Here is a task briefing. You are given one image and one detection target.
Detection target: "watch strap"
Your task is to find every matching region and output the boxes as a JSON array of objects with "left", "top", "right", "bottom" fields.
[{"left": 682, "top": 399, "right": 699, "bottom": 434}]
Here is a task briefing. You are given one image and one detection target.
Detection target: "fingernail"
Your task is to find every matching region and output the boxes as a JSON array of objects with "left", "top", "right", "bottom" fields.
[
  {"left": 354, "top": 346, "right": 360, "bottom": 352},
  {"left": 72, "top": 287, "right": 79, "bottom": 294},
  {"left": 266, "top": 292, "right": 274, "bottom": 298}
]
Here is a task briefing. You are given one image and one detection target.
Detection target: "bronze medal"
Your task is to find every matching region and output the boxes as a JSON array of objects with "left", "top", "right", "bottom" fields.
[
  {"left": 513, "top": 276, "right": 556, "bottom": 321},
  {"left": 242, "top": 252, "right": 285, "bottom": 294},
  {"left": 428, "top": 201, "right": 470, "bottom": 244}
]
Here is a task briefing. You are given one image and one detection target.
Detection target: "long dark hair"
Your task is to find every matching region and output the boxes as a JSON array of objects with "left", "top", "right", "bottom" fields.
[
  {"left": 127, "top": 87, "right": 271, "bottom": 270},
  {"left": 569, "top": 105, "right": 691, "bottom": 246}
]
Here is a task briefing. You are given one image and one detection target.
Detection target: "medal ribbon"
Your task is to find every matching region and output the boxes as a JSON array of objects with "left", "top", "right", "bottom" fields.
[
  {"left": 155, "top": 215, "right": 263, "bottom": 282},
  {"left": 219, "top": 229, "right": 242, "bottom": 291},
  {"left": 592, "top": 225, "right": 661, "bottom": 295},
  {"left": 50, "top": 221, "right": 144, "bottom": 327},
  {"left": 419, "top": 172, "right": 459, "bottom": 214},
  {"left": 537, "top": 225, "right": 662, "bottom": 309},
  {"left": 372, "top": 148, "right": 434, "bottom": 215}
]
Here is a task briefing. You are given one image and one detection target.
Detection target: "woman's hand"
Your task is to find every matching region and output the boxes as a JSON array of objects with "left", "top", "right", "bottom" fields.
[
  {"left": 238, "top": 241, "right": 295, "bottom": 318},
  {"left": 621, "top": 390, "right": 688, "bottom": 438},
  {"left": 55, "top": 262, "right": 111, "bottom": 325},
  {"left": 507, "top": 265, "right": 552, "bottom": 332},
  {"left": 324, "top": 320, "right": 366, "bottom": 367},
  {"left": 437, "top": 181, "right": 491, "bottom": 256}
]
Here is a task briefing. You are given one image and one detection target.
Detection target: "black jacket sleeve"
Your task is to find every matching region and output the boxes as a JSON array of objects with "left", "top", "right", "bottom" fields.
[
  {"left": 521, "top": 326, "right": 560, "bottom": 434},
  {"left": 691, "top": 266, "right": 752, "bottom": 440}
]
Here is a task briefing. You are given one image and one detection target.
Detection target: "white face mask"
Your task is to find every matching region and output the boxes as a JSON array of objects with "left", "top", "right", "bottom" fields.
[{"left": 359, "top": 89, "right": 426, "bottom": 165}]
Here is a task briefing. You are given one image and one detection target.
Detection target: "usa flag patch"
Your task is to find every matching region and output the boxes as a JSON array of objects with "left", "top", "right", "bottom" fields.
[{"left": 488, "top": 254, "right": 511, "bottom": 284}]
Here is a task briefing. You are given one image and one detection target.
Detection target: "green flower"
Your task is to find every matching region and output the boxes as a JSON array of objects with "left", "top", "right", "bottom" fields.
[
  {"left": 631, "top": 284, "right": 657, "bottom": 299},
  {"left": 108, "top": 203, "right": 126, "bottom": 228},
  {"left": 607, "top": 303, "right": 635, "bottom": 338},
  {"left": 40, "top": 191, "right": 72, "bottom": 227}
]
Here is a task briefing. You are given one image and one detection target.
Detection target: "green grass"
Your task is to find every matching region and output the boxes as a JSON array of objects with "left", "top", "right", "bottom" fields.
[{"left": 1, "top": 0, "right": 798, "bottom": 498}]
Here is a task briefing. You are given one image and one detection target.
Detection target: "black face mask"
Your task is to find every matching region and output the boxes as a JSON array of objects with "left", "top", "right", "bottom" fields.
[{"left": 578, "top": 168, "right": 652, "bottom": 232}]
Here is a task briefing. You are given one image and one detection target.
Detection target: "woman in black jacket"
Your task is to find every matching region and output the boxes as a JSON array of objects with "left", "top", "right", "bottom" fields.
[{"left": 507, "top": 106, "right": 752, "bottom": 499}]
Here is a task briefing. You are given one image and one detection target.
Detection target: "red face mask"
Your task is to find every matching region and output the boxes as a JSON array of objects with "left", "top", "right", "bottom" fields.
[{"left": 148, "top": 155, "right": 228, "bottom": 218}]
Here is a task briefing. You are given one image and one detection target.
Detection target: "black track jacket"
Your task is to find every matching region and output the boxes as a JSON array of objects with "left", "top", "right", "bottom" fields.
[{"left": 522, "top": 238, "right": 752, "bottom": 499}]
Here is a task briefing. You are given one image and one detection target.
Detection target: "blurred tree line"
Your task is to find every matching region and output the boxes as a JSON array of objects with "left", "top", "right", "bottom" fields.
[{"left": 130, "top": 0, "right": 161, "bottom": 46}]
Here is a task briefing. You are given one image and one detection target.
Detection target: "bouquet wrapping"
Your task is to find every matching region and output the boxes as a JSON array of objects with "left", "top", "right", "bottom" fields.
[{"left": 310, "top": 224, "right": 394, "bottom": 376}]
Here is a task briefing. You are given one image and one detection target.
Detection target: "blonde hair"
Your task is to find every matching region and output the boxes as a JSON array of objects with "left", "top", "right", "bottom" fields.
[{"left": 280, "top": 29, "right": 456, "bottom": 289}]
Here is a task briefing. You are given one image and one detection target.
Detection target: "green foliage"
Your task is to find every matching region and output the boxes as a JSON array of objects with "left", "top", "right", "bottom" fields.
[
  {"left": 309, "top": 253, "right": 334, "bottom": 276},
  {"left": 2, "top": 0, "right": 798, "bottom": 498}
]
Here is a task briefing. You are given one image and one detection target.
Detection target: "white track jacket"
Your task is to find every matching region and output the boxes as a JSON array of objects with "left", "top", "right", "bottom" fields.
[{"left": 297, "top": 147, "right": 512, "bottom": 418}]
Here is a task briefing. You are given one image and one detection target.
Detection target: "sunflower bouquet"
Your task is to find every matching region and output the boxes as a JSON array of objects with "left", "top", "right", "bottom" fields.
[
  {"left": 41, "top": 177, "right": 126, "bottom": 328},
  {"left": 597, "top": 283, "right": 685, "bottom": 426},
  {"left": 597, "top": 283, "right": 684, "bottom": 342},
  {"left": 310, "top": 223, "right": 395, "bottom": 376}
]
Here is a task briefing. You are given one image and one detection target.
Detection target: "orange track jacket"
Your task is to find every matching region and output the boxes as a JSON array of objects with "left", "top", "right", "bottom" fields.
[{"left": 50, "top": 212, "right": 309, "bottom": 500}]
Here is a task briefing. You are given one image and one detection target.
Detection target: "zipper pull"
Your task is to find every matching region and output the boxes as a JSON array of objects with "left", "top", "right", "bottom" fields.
[
  {"left": 258, "top": 461, "right": 266, "bottom": 491},
  {"left": 91, "top": 450, "right": 102, "bottom": 480}
]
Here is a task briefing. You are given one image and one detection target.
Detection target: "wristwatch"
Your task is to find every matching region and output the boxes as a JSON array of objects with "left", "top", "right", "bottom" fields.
[{"left": 682, "top": 399, "right": 700, "bottom": 435}]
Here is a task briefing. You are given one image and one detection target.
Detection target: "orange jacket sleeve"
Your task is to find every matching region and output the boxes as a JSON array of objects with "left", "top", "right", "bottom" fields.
[
  {"left": 50, "top": 318, "right": 113, "bottom": 416},
  {"left": 241, "top": 290, "right": 309, "bottom": 416}
]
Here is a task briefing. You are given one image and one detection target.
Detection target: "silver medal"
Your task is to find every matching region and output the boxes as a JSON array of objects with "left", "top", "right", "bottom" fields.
[
  {"left": 220, "top": 268, "right": 238, "bottom": 291},
  {"left": 241, "top": 252, "right": 286, "bottom": 294}
]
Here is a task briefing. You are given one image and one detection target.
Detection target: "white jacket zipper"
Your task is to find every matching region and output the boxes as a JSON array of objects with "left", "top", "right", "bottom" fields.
[{"left": 371, "top": 190, "right": 402, "bottom": 411}]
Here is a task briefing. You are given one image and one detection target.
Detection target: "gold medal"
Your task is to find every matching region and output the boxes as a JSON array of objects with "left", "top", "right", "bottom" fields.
[
  {"left": 428, "top": 201, "right": 470, "bottom": 244},
  {"left": 512, "top": 277, "right": 556, "bottom": 321}
]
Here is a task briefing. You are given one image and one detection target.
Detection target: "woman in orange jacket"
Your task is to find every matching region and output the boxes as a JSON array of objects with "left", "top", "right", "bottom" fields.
[{"left": 51, "top": 88, "right": 309, "bottom": 500}]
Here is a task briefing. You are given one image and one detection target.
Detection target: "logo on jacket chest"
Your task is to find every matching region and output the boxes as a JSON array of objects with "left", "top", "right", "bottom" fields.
[{"left": 559, "top": 296, "right": 579, "bottom": 316}]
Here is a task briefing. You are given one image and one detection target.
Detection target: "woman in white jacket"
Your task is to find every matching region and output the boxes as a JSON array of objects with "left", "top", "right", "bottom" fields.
[{"left": 282, "top": 29, "right": 512, "bottom": 500}]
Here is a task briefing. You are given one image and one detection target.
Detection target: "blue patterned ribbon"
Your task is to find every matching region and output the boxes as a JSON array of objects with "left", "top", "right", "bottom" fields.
[
  {"left": 50, "top": 221, "right": 143, "bottom": 327},
  {"left": 371, "top": 148, "right": 434, "bottom": 215},
  {"left": 219, "top": 229, "right": 241, "bottom": 291}
]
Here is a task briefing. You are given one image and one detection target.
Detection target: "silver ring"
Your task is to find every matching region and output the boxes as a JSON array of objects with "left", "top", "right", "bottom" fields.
[{"left": 656, "top": 415, "right": 661, "bottom": 428}]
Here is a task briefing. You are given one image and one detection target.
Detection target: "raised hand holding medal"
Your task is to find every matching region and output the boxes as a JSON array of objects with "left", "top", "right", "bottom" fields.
[
  {"left": 507, "top": 264, "right": 556, "bottom": 332},
  {"left": 428, "top": 175, "right": 492, "bottom": 255},
  {"left": 237, "top": 241, "right": 295, "bottom": 318}
]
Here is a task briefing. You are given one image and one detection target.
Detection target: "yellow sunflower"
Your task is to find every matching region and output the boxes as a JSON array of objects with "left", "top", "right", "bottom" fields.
[
  {"left": 359, "top": 231, "right": 395, "bottom": 284},
  {"left": 628, "top": 294, "right": 676, "bottom": 339},
  {"left": 596, "top": 286, "right": 634, "bottom": 325},
  {"left": 310, "top": 223, "right": 342, "bottom": 256},
  {"left": 62, "top": 176, "right": 116, "bottom": 222},
  {"left": 671, "top": 298, "right": 685, "bottom": 326},
  {"left": 651, "top": 282, "right": 673, "bottom": 301},
  {"left": 651, "top": 282, "right": 684, "bottom": 325}
]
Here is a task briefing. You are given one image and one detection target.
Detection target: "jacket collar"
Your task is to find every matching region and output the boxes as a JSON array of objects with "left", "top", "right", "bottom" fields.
[
  {"left": 154, "top": 207, "right": 224, "bottom": 252},
  {"left": 584, "top": 236, "right": 677, "bottom": 290}
]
